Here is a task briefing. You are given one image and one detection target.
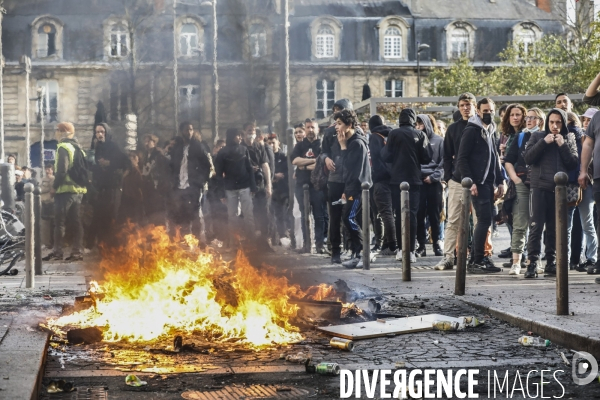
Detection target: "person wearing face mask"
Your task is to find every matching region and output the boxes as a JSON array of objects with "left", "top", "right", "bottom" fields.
[
  {"left": 523, "top": 108, "right": 578, "bottom": 278},
  {"left": 504, "top": 108, "right": 544, "bottom": 275},
  {"left": 291, "top": 122, "right": 325, "bottom": 254},
  {"left": 168, "top": 121, "right": 213, "bottom": 240},
  {"left": 457, "top": 98, "right": 505, "bottom": 274}
]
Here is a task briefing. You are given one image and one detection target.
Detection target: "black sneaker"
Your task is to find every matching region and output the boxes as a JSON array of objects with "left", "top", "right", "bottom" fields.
[
  {"left": 65, "top": 253, "right": 83, "bottom": 262},
  {"left": 576, "top": 259, "right": 594, "bottom": 272},
  {"left": 482, "top": 256, "right": 498, "bottom": 269},
  {"left": 524, "top": 262, "right": 538, "bottom": 278},
  {"left": 587, "top": 262, "right": 600, "bottom": 274},
  {"left": 433, "top": 242, "right": 443, "bottom": 257},
  {"left": 342, "top": 256, "right": 361, "bottom": 269},
  {"left": 331, "top": 252, "right": 342, "bottom": 264},
  {"left": 415, "top": 245, "right": 427, "bottom": 258},
  {"left": 42, "top": 253, "right": 63, "bottom": 261},
  {"left": 498, "top": 248, "right": 512, "bottom": 259},
  {"left": 371, "top": 244, "right": 381, "bottom": 253},
  {"left": 316, "top": 245, "right": 325, "bottom": 255},
  {"left": 468, "top": 262, "right": 501, "bottom": 274},
  {"left": 544, "top": 262, "right": 557, "bottom": 276}
]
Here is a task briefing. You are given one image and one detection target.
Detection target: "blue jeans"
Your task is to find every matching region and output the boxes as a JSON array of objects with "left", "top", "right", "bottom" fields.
[
  {"left": 225, "top": 188, "right": 255, "bottom": 240},
  {"left": 295, "top": 185, "right": 325, "bottom": 247},
  {"left": 570, "top": 186, "right": 598, "bottom": 263}
]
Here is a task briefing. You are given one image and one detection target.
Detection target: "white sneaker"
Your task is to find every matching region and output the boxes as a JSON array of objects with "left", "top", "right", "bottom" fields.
[
  {"left": 410, "top": 252, "right": 417, "bottom": 263},
  {"left": 536, "top": 265, "right": 544, "bottom": 274},
  {"left": 434, "top": 256, "right": 454, "bottom": 270},
  {"left": 508, "top": 263, "right": 521, "bottom": 275},
  {"left": 396, "top": 251, "right": 402, "bottom": 261}
]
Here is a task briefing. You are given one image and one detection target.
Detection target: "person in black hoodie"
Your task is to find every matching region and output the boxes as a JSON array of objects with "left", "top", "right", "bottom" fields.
[
  {"left": 381, "top": 108, "right": 432, "bottom": 264},
  {"left": 416, "top": 114, "right": 444, "bottom": 257},
  {"left": 321, "top": 99, "right": 353, "bottom": 263},
  {"left": 267, "top": 134, "right": 289, "bottom": 245},
  {"left": 291, "top": 124, "right": 325, "bottom": 253},
  {"left": 368, "top": 115, "right": 397, "bottom": 255},
  {"left": 89, "top": 122, "right": 128, "bottom": 248},
  {"left": 168, "top": 121, "right": 213, "bottom": 239},
  {"left": 457, "top": 98, "right": 504, "bottom": 274},
  {"left": 334, "top": 109, "right": 372, "bottom": 269},
  {"left": 214, "top": 128, "right": 257, "bottom": 246},
  {"left": 437, "top": 93, "right": 476, "bottom": 270},
  {"left": 523, "top": 108, "right": 579, "bottom": 278}
]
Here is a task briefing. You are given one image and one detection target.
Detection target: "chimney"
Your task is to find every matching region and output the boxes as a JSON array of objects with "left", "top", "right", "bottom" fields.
[{"left": 536, "top": 0, "right": 551, "bottom": 13}]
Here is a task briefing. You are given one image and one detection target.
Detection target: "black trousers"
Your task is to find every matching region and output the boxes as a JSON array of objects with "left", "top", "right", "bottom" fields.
[
  {"left": 417, "top": 181, "right": 443, "bottom": 247},
  {"left": 527, "top": 188, "right": 556, "bottom": 263},
  {"left": 327, "top": 182, "right": 345, "bottom": 255},
  {"left": 253, "top": 190, "right": 269, "bottom": 237},
  {"left": 471, "top": 183, "right": 494, "bottom": 264},
  {"left": 373, "top": 182, "right": 396, "bottom": 248},
  {"left": 391, "top": 185, "right": 420, "bottom": 252},
  {"left": 170, "top": 187, "right": 202, "bottom": 238},
  {"left": 370, "top": 187, "right": 383, "bottom": 246},
  {"left": 342, "top": 192, "right": 363, "bottom": 255}
]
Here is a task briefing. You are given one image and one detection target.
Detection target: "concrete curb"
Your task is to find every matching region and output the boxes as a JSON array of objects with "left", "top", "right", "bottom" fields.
[{"left": 462, "top": 298, "right": 600, "bottom": 360}]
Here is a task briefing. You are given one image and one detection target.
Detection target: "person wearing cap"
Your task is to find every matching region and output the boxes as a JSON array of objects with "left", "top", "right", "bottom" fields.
[
  {"left": 436, "top": 93, "right": 476, "bottom": 270},
  {"left": 581, "top": 108, "right": 599, "bottom": 131},
  {"left": 43, "top": 122, "right": 87, "bottom": 262}
]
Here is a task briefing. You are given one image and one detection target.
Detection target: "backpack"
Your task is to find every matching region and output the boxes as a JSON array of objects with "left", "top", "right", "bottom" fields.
[
  {"left": 68, "top": 145, "right": 90, "bottom": 188},
  {"left": 311, "top": 153, "right": 329, "bottom": 191}
]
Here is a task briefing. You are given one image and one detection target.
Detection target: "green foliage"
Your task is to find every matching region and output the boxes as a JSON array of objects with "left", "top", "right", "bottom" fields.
[{"left": 426, "top": 21, "right": 600, "bottom": 98}]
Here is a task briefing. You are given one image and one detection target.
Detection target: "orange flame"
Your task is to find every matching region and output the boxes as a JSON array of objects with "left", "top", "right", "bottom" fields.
[{"left": 48, "top": 226, "right": 304, "bottom": 347}]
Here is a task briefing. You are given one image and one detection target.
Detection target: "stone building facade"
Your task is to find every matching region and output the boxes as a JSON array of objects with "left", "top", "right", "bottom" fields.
[{"left": 0, "top": 0, "right": 565, "bottom": 163}]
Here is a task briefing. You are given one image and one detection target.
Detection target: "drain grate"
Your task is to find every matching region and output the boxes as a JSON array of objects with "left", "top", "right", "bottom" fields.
[
  {"left": 41, "top": 386, "right": 108, "bottom": 400},
  {"left": 181, "top": 384, "right": 311, "bottom": 399}
]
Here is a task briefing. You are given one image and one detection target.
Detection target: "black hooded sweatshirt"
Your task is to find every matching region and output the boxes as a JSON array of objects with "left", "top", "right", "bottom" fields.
[
  {"left": 443, "top": 118, "right": 469, "bottom": 183},
  {"left": 321, "top": 98, "right": 354, "bottom": 184},
  {"left": 523, "top": 108, "right": 579, "bottom": 192},
  {"left": 381, "top": 109, "right": 432, "bottom": 186},
  {"left": 341, "top": 132, "right": 372, "bottom": 195},
  {"left": 93, "top": 123, "right": 128, "bottom": 190},
  {"left": 214, "top": 138, "right": 257, "bottom": 193},
  {"left": 369, "top": 124, "right": 392, "bottom": 184},
  {"left": 169, "top": 133, "right": 213, "bottom": 190},
  {"left": 417, "top": 114, "right": 444, "bottom": 182}
]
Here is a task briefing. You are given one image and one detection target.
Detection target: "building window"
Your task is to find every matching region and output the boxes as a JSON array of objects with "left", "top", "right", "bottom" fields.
[
  {"left": 316, "top": 79, "right": 335, "bottom": 119},
  {"left": 385, "top": 80, "right": 403, "bottom": 98},
  {"left": 37, "top": 24, "right": 57, "bottom": 58},
  {"left": 110, "top": 82, "right": 129, "bottom": 121},
  {"left": 179, "top": 85, "right": 199, "bottom": 121},
  {"left": 110, "top": 24, "right": 129, "bottom": 57},
  {"left": 37, "top": 80, "right": 58, "bottom": 123},
  {"left": 316, "top": 26, "right": 335, "bottom": 58},
  {"left": 517, "top": 29, "right": 536, "bottom": 57},
  {"left": 180, "top": 23, "right": 199, "bottom": 57},
  {"left": 31, "top": 16, "right": 64, "bottom": 60},
  {"left": 383, "top": 27, "right": 402, "bottom": 58},
  {"left": 566, "top": 0, "right": 577, "bottom": 25},
  {"left": 249, "top": 24, "right": 267, "bottom": 58},
  {"left": 451, "top": 28, "right": 469, "bottom": 59}
]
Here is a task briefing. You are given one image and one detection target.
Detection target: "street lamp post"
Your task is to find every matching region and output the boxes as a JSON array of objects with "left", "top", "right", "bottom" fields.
[
  {"left": 417, "top": 43, "right": 429, "bottom": 98},
  {"left": 20, "top": 55, "right": 31, "bottom": 168}
]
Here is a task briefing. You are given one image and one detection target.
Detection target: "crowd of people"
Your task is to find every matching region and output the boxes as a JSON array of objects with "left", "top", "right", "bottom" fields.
[{"left": 13, "top": 71, "right": 600, "bottom": 280}]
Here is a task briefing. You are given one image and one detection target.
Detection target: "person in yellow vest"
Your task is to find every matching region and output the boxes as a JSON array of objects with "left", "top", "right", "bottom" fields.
[{"left": 43, "top": 122, "right": 87, "bottom": 261}]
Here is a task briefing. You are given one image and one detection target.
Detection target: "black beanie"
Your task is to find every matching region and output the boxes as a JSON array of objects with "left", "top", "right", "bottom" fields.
[{"left": 369, "top": 115, "right": 384, "bottom": 131}]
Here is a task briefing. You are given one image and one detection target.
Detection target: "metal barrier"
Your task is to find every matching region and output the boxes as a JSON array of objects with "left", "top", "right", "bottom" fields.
[
  {"left": 362, "top": 182, "right": 370, "bottom": 270},
  {"left": 455, "top": 177, "right": 473, "bottom": 296},
  {"left": 303, "top": 183, "right": 311, "bottom": 252},
  {"left": 555, "top": 172, "right": 569, "bottom": 315},
  {"left": 24, "top": 183, "right": 34, "bottom": 288},
  {"left": 400, "top": 182, "right": 410, "bottom": 281}
]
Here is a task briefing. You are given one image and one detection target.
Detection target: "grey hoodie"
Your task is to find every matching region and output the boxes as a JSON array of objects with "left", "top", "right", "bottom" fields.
[{"left": 417, "top": 114, "right": 444, "bottom": 182}]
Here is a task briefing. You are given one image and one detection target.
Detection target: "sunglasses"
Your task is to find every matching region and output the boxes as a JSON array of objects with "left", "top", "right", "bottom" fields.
[{"left": 525, "top": 116, "right": 540, "bottom": 121}]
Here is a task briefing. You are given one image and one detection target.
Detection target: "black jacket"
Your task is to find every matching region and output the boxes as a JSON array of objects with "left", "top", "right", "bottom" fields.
[
  {"left": 272, "top": 150, "right": 289, "bottom": 197},
  {"left": 368, "top": 124, "right": 392, "bottom": 184},
  {"left": 504, "top": 127, "right": 539, "bottom": 187},
  {"left": 94, "top": 135, "right": 128, "bottom": 190},
  {"left": 169, "top": 136, "right": 213, "bottom": 190},
  {"left": 523, "top": 108, "right": 579, "bottom": 192},
  {"left": 417, "top": 114, "right": 444, "bottom": 182},
  {"left": 341, "top": 132, "right": 372, "bottom": 195},
  {"left": 443, "top": 118, "right": 469, "bottom": 183},
  {"left": 291, "top": 138, "right": 321, "bottom": 187},
  {"left": 381, "top": 109, "right": 432, "bottom": 186},
  {"left": 457, "top": 115, "right": 504, "bottom": 187},
  {"left": 214, "top": 143, "right": 257, "bottom": 192}
]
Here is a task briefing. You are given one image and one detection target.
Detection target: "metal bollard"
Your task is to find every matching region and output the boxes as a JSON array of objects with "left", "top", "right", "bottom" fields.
[
  {"left": 400, "top": 182, "right": 410, "bottom": 281},
  {"left": 24, "top": 183, "right": 34, "bottom": 288},
  {"left": 455, "top": 177, "right": 473, "bottom": 296},
  {"left": 0, "top": 163, "right": 15, "bottom": 211},
  {"left": 555, "top": 172, "right": 569, "bottom": 315},
  {"left": 34, "top": 185, "right": 42, "bottom": 276},
  {"left": 361, "top": 182, "right": 370, "bottom": 270},
  {"left": 303, "top": 183, "right": 311, "bottom": 252}
]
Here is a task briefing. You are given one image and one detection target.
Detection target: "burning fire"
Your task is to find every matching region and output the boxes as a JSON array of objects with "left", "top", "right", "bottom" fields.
[{"left": 48, "top": 226, "right": 305, "bottom": 347}]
